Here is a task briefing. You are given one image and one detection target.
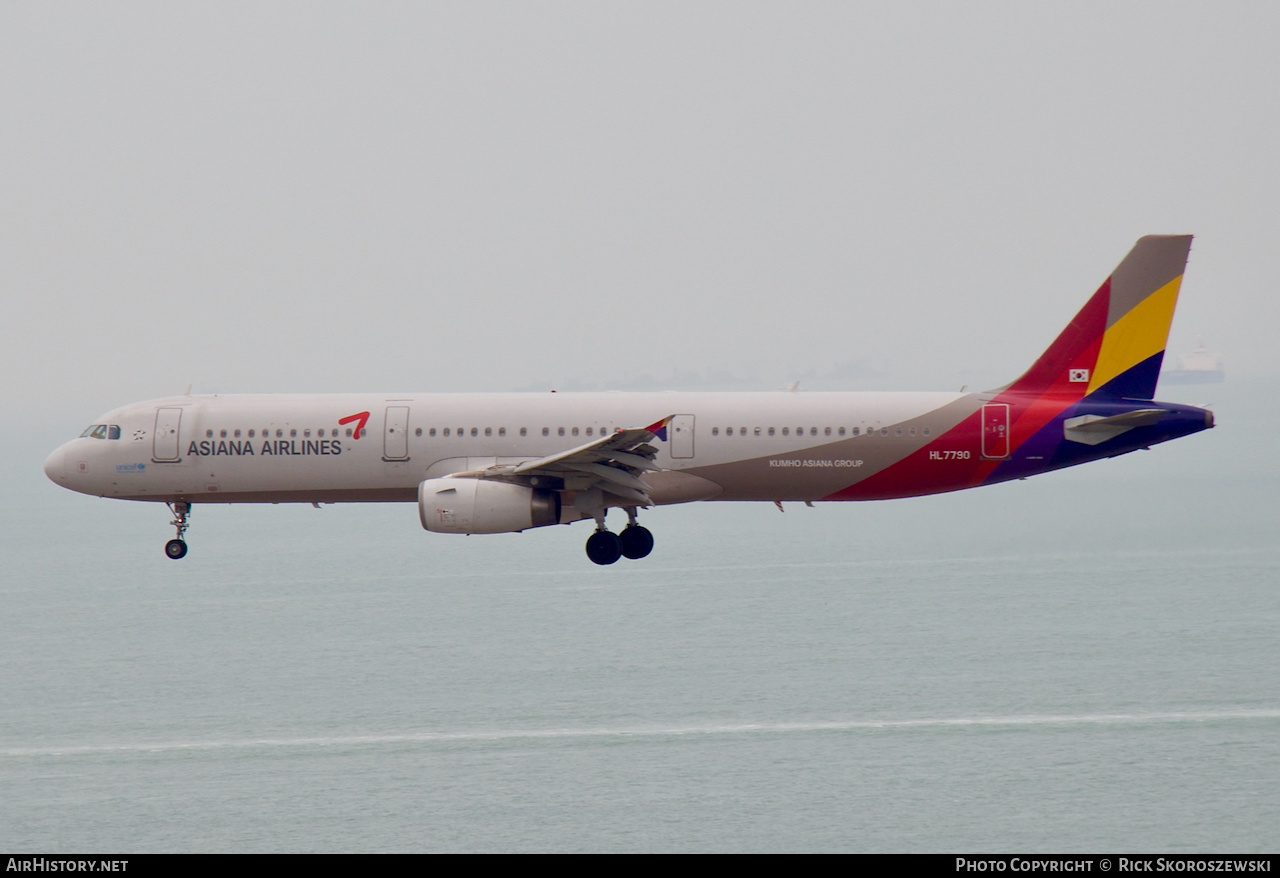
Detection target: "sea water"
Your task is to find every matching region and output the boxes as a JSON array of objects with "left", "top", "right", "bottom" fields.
[{"left": 2, "top": 381, "right": 1276, "bottom": 851}]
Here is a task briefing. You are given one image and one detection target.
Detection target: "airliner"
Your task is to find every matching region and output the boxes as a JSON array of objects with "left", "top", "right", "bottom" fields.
[{"left": 44, "top": 235, "right": 1213, "bottom": 564}]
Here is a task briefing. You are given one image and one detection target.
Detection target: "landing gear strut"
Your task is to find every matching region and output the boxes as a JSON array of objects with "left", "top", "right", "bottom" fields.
[
  {"left": 584, "top": 507, "right": 654, "bottom": 565},
  {"left": 165, "top": 501, "right": 191, "bottom": 560}
]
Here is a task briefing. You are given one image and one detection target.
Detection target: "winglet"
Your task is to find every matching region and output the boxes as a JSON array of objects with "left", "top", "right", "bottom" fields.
[{"left": 644, "top": 415, "right": 675, "bottom": 441}]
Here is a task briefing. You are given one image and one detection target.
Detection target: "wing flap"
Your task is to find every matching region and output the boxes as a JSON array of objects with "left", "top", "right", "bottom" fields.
[
  {"left": 562, "top": 462, "right": 653, "bottom": 494},
  {"left": 512, "top": 426, "right": 659, "bottom": 475},
  {"left": 442, "top": 417, "right": 675, "bottom": 508}
]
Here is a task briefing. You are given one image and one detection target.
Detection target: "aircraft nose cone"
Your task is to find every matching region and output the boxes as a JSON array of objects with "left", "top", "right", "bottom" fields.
[{"left": 43, "top": 446, "right": 67, "bottom": 484}]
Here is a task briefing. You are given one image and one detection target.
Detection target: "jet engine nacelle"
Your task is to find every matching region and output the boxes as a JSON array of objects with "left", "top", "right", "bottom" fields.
[{"left": 418, "top": 478, "right": 561, "bottom": 535}]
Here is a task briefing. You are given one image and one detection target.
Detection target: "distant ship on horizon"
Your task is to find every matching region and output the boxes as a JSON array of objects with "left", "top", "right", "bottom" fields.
[{"left": 1162, "top": 343, "right": 1225, "bottom": 384}]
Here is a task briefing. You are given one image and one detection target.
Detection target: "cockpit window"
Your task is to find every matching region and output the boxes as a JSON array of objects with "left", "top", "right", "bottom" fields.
[{"left": 80, "top": 424, "right": 122, "bottom": 440}]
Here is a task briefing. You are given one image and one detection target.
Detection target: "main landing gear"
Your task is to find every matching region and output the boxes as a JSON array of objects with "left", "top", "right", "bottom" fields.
[
  {"left": 164, "top": 501, "right": 191, "bottom": 560},
  {"left": 584, "top": 507, "right": 654, "bottom": 566}
]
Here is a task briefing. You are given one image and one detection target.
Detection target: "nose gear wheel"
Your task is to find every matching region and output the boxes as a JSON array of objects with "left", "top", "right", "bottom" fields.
[{"left": 164, "top": 501, "right": 191, "bottom": 560}]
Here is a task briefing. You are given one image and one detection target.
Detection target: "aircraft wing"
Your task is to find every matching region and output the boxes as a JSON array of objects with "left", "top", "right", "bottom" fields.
[{"left": 441, "top": 416, "right": 674, "bottom": 506}]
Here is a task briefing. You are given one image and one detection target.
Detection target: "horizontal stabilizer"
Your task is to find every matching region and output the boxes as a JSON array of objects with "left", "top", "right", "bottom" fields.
[{"left": 1063, "top": 408, "right": 1167, "bottom": 445}]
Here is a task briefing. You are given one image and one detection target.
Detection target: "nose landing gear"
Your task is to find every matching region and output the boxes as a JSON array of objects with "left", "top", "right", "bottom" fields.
[
  {"left": 164, "top": 501, "right": 191, "bottom": 559},
  {"left": 584, "top": 506, "right": 654, "bottom": 565}
]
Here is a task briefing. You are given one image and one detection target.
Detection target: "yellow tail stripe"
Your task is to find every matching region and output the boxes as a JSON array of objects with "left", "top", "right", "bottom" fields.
[{"left": 1087, "top": 274, "right": 1183, "bottom": 394}]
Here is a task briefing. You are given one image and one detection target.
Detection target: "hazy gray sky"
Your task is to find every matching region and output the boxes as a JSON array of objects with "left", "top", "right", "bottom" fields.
[{"left": 4, "top": 2, "right": 1277, "bottom": 419}]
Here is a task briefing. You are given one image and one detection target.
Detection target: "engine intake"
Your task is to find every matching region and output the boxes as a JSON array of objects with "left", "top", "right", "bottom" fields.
[{"left": 418, "top": 478, "right": 560, "bottom": 534}]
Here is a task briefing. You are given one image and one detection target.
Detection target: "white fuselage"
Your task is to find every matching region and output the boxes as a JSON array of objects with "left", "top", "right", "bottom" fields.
[{"left": 44, "top": 390, "right": 973, "bottom": 506}]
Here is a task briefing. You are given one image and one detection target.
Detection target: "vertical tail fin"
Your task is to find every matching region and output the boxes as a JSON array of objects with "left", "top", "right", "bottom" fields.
[{"left": 1006, "top": 235, "right": 1192, "bottom": 401}]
